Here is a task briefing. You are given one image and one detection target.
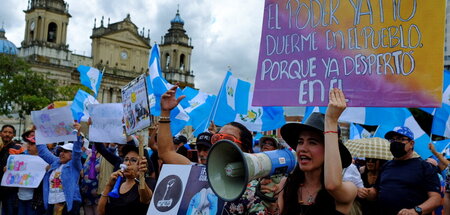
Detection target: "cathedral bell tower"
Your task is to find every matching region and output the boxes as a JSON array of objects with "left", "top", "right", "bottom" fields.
[
  {"left": 159, "top": 9, "right": 195, "bottom": 88},
  {"left": 21, "top": 0, "right": 72, "bottom": 66}
]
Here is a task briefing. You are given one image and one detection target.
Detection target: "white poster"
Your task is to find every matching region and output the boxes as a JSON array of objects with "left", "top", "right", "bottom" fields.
[
  {"left": 88, "top": 103, "right": 126, "bottom": 144},
  {"left": 32, "top": 106, "right": 77, "bottom": 145},
  {"left": 148, "top": 165, "right": 192, "bottom": 215},
  {"left": 1, "top": 155, "right": 48, "bottom": 188},
  {"left": 122, "top": 74, "right": 151, "bottom": 135},
  {"left": 148, "top": 165, "right": 225, "bottom": 215}
]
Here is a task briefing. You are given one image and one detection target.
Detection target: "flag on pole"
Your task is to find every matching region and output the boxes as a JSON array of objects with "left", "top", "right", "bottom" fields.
[
  {"left": 77, "top": 65, "right": 103, "bottom": 97},
  {"left": 373, "top": 109, "right": 431, "bottom": 159},
  {"left": 213, "top": 71, "right": 251, "bottom": 126},
  {"left": 349, "top": 123, "right": 371, "bottom": 139},
  {"left": 431, "top": 70, "right": 450, "bottom": 138},
  {"left": 234, "top": 92, "right": 285, "bottom": 132},
  {"left": 71, "top": 89, "right": 99, "bottom": 122},
  {"left": 181, "top": 87, "right": 216, "bottom": 130},
  {"left": 147, "top": 44, "right": 189, "bottom": 135}
]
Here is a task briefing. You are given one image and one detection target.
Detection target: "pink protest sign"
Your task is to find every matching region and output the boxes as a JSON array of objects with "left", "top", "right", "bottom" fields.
[{"left": 253, "top": 0, "right": 445, "bottom": 107}]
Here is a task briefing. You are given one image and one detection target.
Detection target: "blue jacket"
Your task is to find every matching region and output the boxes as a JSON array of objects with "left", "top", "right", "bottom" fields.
[{"left": 37, "top": 136, "right": 82, "bottom": 211}]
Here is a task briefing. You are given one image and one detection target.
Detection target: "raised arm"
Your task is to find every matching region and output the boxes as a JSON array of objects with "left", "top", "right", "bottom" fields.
[
  {"left": 158, "top": 85, "right": 191, "bottom": 165},
  {"left": 70, "top": 123, "right": 83, "bottom": 171},
  {"left": 37, "top": 144, "right": 58, "bottom": 165},
  {"left": 324, "top": 89, "right": 357, "bottom": 213}
]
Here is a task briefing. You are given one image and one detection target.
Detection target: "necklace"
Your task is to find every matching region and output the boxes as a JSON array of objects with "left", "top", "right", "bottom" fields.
[{"left": 298, "top": 184, "right": 317, "bottom": 205}]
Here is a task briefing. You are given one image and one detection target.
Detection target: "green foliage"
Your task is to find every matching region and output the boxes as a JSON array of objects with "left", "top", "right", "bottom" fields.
[
  {"left": 56, "top": 84, "right": 93, "bottom": 101},
  {"left": 0, "top": 54, "right": 58, "bottom": 118}
]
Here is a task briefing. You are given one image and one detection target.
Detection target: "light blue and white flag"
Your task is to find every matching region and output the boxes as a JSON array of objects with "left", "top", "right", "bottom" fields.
[
  {"left": 373, "top": 109, "right": 431, "bottom": 159},
  {"left": 349, "top": 123, "right": 372, "bottom": 139},
  {"left": 71, "top": 89, "right": 99, "bottom": 122},
  {"left": 182, "top": 87, "right": 216, "bottom": 132},
  {"left": 147, "top": 45, "right": 189, "bottom": 135},
  {"left": 212, "top": 71, "right": 251, "bottom": 126},
  {"left": 431, "top": 70, "right": 450, "bottom": 138},
  {"left": 234, "top": 92, "right": 285, "bottom": 132},
  {"left": 304, "top": 106, "right": 412, "bottom": 126},
  {"left": 77, "top": 65, "right": 103, "bottom": 97},
  {"left": 432, "top": 104, "right": 450, "bottom": 138}
]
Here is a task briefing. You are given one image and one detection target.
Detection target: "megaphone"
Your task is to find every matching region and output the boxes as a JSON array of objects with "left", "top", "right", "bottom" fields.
[
  {"left": 109, "top": 164, "right": 127, "bottom": 198},
  {"left": 207, "top": 139, "right": 297, "bottom": 201}
]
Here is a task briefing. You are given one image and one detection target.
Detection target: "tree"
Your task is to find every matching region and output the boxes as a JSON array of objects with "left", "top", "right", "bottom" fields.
[{"left": 0, "top": 54, "right": 58, "bottom": 118}]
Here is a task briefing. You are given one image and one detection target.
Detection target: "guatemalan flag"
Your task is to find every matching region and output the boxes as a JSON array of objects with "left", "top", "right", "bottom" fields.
[
  {"left": 147, "top": 44, "right": 189, "bottom": 135},
  {"left": 212, "top": 71, "right": 251, "bottom": 126},
  {"left": 71, "top": 89, "right": 99, "bottom": 122},
  {"left": 234, "top": 92, "right": 286, "bottom": 132},
  {"left": 349, "top": 123, "right": 372, "bottom": 140},
  {"left": 431, "top": 70, "right": 450, "bottom": 138},
  {"left": 181, "top": 87, "right": 217, "bottom": 137},
  {"left": 304, "top": 106, "right": 431, "bottom": 158},
  {"left": 77, "top": 65, "right": 103, "bottom": 97}
]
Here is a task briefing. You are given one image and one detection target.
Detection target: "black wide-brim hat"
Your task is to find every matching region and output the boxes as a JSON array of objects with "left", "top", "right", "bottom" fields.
[{"left": 280, "top": 112, "right": 352, "bottom": 168}]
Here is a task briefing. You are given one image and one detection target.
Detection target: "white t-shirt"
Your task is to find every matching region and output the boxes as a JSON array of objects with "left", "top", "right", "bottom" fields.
[
  {"left": 48, "top": 164, "right": 66, "bottom": 204},
  {"left": 18, "top": 188, "right": 34, "bottom": 201}
]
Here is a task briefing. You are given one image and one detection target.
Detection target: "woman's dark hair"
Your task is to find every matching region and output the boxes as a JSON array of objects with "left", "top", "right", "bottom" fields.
[
  {"left": 121, "top": 145, "right": 139, "bottom": 157},
  {"left": 226, "top": 122, "right": 253, "bottom": 153},
  {"left": 1, "top": 124, "right": 16, "bottom": 134}
]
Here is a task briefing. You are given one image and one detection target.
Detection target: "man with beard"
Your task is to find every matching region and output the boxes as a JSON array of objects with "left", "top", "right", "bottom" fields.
[
  {"left": 0, "top": 125, "right": 25, "bottom": 215},
  {"left": 359, "top": 126, "right": 441, "bottom": 215}
]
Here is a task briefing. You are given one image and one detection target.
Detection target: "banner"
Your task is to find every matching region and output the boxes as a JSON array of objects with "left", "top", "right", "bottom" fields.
[
  {"left": 148, "top": 165, "right": 224, "bottom": 215},
  {"left": 122, "top": 74, "right": 151, "bottom": 135},
  {"left": 88, "top": 103, "right": 126, "bottom": 144},
  {"left": 1, "top": 155, "right": 48, "bottom": 188},
  {"left": 253, "top": 0, "right": 445, "bottom": 107},
  {"left": 31, "top": 106, "right": 77, "bottom": 144}
]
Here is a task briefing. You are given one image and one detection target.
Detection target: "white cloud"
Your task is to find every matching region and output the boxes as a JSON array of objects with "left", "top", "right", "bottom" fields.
[{"left": 0, "top": 0, "right": 263, "bottom": 95}]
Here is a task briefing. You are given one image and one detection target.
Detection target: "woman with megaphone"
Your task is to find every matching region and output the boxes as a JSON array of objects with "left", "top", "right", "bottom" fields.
[
  {"left": 263, "top": 88, "right": 357, "bottom": 215},
  {"left": 97, "top": 145, "right": 153, "bottom": 215}
]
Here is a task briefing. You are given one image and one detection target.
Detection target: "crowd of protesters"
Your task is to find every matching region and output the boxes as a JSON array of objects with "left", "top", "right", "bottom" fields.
[{"left": 0, "top": 87, "right": 448, "bottom": 215}]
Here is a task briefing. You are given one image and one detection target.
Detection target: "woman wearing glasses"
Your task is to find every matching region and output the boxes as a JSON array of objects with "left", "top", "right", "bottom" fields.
[
  {"left": 157, "top": 85, "right": 254, "bottom": 166},
  {"left": 98, "top": 145, "right": 153, "bottom": 215}
]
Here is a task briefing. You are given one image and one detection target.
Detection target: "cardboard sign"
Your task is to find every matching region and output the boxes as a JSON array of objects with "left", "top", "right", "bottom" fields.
[
  {"left": 88, "top": 103, "right": 126, "bottom": 144},
  {"left": 253, "top": 0, "right": 445, "bottom": 107},
  {"left": 122, "top": 74, "right": 152, "bottom": 135},
  {"left": 31, "top": 106, "right": 77, "bottom": 144},
  {"left": 1, "top": 155, "right": 48, "bottom": 188},
  {"left": 148, "top": 165, "right": 225, "bottom": 214}
]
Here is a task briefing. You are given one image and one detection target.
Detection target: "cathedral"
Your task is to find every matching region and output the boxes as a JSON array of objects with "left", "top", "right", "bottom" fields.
[
  {"left": 4, "top": 0, "right": 195, "bottom": 104},
  {"left": 0, "top": 0, "right": 196, "bottom": 133}
]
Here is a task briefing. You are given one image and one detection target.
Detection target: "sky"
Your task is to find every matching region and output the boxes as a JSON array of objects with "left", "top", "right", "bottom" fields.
[{"left": 0, "top": 0, "right": 303, "bottom": 116}]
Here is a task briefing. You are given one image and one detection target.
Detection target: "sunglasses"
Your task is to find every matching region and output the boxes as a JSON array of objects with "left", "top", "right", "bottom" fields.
[
  {"left": 211, "top": 133, "right": 242, "bottom": 145},
  {"left": 388, "top": 137, "right": 411, "bottom": 143}
]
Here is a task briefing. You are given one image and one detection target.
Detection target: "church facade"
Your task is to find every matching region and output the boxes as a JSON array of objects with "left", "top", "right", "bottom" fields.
[{"left": 19, "top": 0, "right": 195, "bottom": 104}]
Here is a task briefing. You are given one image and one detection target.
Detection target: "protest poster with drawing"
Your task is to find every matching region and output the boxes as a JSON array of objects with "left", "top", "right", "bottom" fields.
[
  {"left": 88, "top": 103, "right": 126, "bottom": 144},
  {"left": 31, "top": 105, "right": 77, "bottom": 144},
  {"left": 122, "top": 74, "right": 151, "bottom": 135},
  {"left": 1, "top": 155, "right": 48, "bottom": 188},
  {"left": 148, "top": 165, "right": 224, "bottom": 215},
  {"left": 253, "top": 0, "right": 445, "bottom": 107}
]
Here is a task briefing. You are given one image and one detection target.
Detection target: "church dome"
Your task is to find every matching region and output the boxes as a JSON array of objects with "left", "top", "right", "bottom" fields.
[
  {"left": 170, "top": 9, "right": 184, "bottom": 24},
  {"left": 0, "top": 27, "right": 18, "bottom": 55}
]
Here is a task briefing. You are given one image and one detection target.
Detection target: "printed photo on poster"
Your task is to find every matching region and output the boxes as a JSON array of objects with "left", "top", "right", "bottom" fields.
[{"left": 122, "top": 74, "right": 151, "bottom": 135}]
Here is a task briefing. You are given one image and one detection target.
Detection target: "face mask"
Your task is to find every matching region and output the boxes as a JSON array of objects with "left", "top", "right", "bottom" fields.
[{"left": 390, "top": 142, "right": 407, "bottom": 158}]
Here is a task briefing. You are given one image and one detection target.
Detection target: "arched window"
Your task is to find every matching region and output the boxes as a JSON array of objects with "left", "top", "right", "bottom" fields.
[
  {"left": 165, "top": 53, "right": 171, "bottom": 69},
  {"left": 47, "top": 22, "right": 57, "bottom": 42},
  {"left": 179, "top": 54, "right": 185, "bottom": 71}
]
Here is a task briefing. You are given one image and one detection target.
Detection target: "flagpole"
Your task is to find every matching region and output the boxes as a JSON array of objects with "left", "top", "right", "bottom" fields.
[{"left": 204, "top": 70, "right": 230, "bottom": 132}]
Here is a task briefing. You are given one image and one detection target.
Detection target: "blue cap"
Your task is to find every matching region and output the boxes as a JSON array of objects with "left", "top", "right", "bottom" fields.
[{"left": 385, "top": 126, "right": 414, "bottom": 140}]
